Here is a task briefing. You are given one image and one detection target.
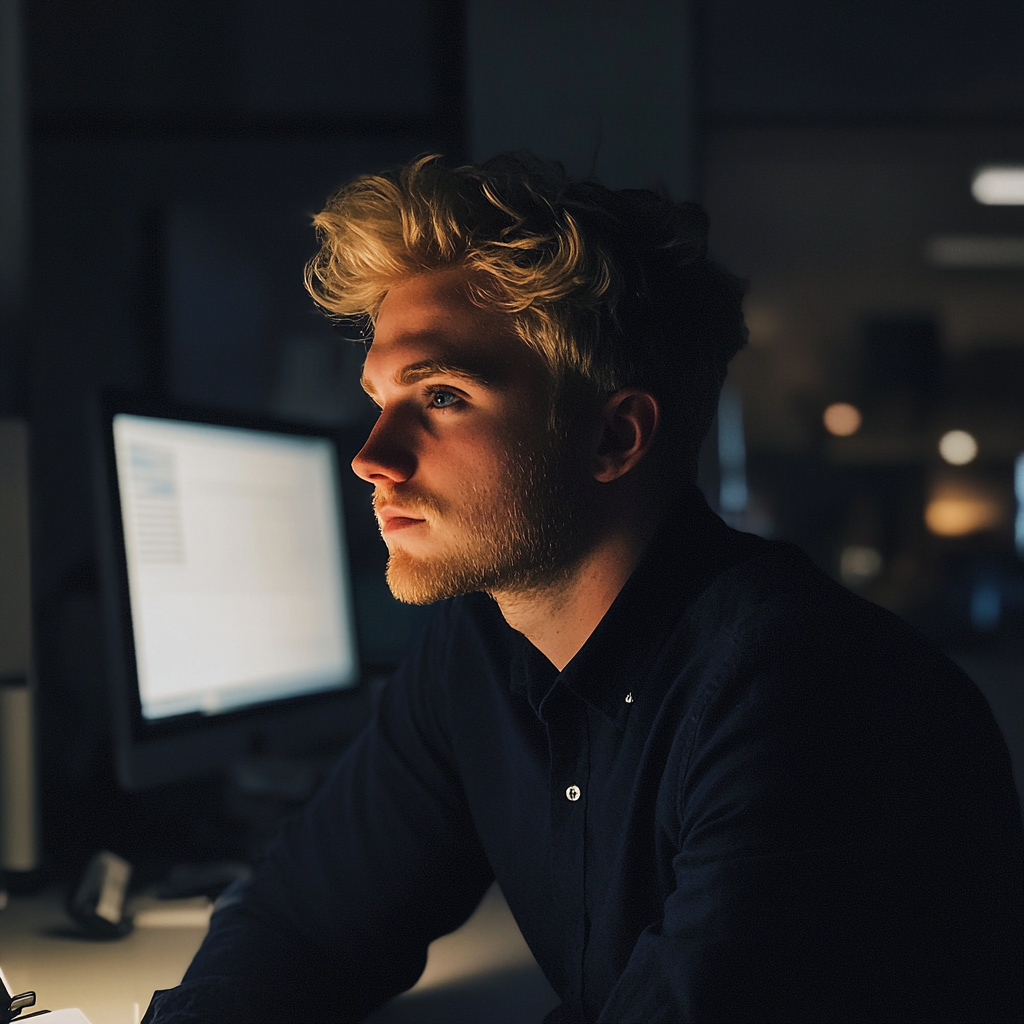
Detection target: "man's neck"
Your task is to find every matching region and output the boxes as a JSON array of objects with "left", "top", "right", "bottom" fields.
[{"left": 492, "top": 517, "right": 659, "bottom": 672}]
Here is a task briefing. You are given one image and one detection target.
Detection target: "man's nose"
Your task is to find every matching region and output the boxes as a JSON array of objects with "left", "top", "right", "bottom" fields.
[{"left": 351, "top": 406, "right": 416, "bottom": 484}]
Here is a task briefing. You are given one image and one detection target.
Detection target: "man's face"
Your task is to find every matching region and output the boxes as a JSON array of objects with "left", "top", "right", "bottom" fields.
[{"left": 352, "top": 268, "right": 594, "bottom": 604}]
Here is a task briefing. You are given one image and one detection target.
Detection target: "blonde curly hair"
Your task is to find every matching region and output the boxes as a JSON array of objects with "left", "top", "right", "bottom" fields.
[{"left": 305, "top": 153, "right": 746, "bottom": 469}]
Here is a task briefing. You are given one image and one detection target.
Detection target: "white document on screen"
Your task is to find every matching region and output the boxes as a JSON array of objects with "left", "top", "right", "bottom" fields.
[{"left": 111, "top": 414, "right": 358, "bottom": 720}]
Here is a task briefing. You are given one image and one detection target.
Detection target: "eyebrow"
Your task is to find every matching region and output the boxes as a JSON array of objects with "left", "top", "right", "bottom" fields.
[{"left": 360, "top": 359, "right": 493, "bottom": 397}]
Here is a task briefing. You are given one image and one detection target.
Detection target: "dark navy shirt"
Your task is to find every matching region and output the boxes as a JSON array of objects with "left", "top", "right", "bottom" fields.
[{"left": 147, "top": 496, "right": 1023, "bottom": 1022}]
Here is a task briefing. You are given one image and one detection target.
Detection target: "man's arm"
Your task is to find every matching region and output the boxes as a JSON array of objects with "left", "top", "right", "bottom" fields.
[
  {"left": 595, "top": 653, "right": 1024, "bottom": 1023},
  {"left": 144, "top": 604, "right": 494, "bottom": 1023}
]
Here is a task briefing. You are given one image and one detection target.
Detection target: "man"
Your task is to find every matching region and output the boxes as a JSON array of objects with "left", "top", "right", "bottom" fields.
[{"left": 146, "top": 155, "right": 1022, "bottom": 1022}]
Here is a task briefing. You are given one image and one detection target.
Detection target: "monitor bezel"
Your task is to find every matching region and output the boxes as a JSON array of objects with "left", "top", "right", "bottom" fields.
[{"left": 93, "top": 390, "right": 367, "bottom": 789}]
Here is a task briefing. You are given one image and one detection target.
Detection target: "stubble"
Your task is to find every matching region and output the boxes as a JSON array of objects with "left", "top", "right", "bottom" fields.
[{"left": 377, "top": 426, "right": 593, "bottom": 604}]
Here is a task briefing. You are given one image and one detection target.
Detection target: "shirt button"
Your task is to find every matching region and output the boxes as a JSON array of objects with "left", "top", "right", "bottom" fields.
[{"left": 565, "top": 785, "right": 581, "bottom": 802}]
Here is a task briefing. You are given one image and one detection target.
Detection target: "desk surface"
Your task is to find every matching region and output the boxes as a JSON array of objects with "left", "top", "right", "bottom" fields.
[
  {"left": 0, "top": 888, "right": 203, "bottom": 1024},
  {"left": 0, "top": 883, "right": 557, "bottom": 1024}
]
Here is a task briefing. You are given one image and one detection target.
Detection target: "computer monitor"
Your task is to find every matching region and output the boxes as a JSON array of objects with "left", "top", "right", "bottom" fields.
[{"left": 92, "top": 392, "right": 365, "bottom": 791}]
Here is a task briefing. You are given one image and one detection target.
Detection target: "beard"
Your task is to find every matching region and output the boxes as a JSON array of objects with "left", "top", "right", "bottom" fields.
[{"left": 375, "top": 428, "right": 594, "bottom": 605}]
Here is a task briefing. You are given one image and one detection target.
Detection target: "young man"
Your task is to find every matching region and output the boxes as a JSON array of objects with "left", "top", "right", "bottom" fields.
[{"left": 146, "top": 155, "right": 1022, "bottom": 1023}]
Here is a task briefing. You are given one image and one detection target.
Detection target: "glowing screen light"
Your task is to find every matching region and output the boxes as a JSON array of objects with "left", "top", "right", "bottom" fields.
[
  {"left": 823, "top": 402, "right": 862, "bottom": 437},
  {"left": 972, "top": 166, "right": 1024, "bottom": 205},
  {"left": 111, "top": 415, "right": 358, "bottom": 720},
  {"left": 938, "top": 429, "right": 978, "bottom": 466}
]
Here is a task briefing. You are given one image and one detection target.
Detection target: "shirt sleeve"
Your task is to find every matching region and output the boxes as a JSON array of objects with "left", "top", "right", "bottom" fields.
[
  {"left": 143, "top": 603, "right": 494, "bottom": 1024},
  {"left": 593, "top": 650, "right": 1024, "bottom": 1023}
]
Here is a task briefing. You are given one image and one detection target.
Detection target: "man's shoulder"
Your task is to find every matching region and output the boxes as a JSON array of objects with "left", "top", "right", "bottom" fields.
[
  {"left": 694, "top": 535, "right": 921, "bottom": 652},
  {"left": 672, "top": 533, "right": 980, "bottom": 720},
  {"left": 683, "top": 535, "right": 1004, "bottom": 759}
]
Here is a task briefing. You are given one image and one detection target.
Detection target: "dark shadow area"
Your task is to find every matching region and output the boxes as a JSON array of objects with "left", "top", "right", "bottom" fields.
[{"left": 364, "top": 965, "right": 560, "bottom": 1024}]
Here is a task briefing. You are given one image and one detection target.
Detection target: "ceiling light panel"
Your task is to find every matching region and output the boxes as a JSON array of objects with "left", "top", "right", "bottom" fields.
[{"left": 972, "top": 166, "right": 1024, "bottom": 205}]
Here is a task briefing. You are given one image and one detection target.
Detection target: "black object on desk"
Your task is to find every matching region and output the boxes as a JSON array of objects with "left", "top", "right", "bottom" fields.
[
  {"left": 66, "top": 851, "right": 133, "bottom": 940},
  {"left": 1, "top": 974, "right": 38, "bottom": 1023}
]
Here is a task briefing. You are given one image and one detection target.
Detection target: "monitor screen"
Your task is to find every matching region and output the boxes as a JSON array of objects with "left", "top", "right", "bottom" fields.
[
  {"left": 111, "top": 413, "right": 359, "bottom": 720},
  {"left": 94, "top": 394, "right": 367, "bottom": 790}
]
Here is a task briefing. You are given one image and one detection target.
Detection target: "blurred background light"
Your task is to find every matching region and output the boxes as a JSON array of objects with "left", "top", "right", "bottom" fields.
[
  {"left": 970, "top": 581, "right": 1002, "bottom": 630},
  {"left": 1016, "top": 454, "right": 1024, "bottom": 557},
  {"left": 925, "top": 482, "right": 1004, "bottom": 537},
  {"left": 938, "top": 429, "right": 978, "bottom": 465},
  {"left": 924, "top": 235, "right": 1024, "bottom": 268},
  {"left": 823, "top": 402, "right": 862, "bottom": 437},
  {"left": 717, "top": 381, "right": 749, "bottom": 518},
  {"left": 971, "top": 165, "right": 1024, "bottom": 205},
  {"left": 839, "top": 545, "right": 883, "bottom": 587}
]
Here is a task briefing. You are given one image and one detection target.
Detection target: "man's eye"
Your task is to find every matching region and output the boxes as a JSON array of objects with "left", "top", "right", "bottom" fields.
[{"left": 429, "top": 390, "right": 460, "bottom": 409}]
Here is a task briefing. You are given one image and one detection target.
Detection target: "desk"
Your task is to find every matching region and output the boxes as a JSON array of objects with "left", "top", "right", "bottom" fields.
[
  {"left": 0, "top": 888, "right": 203, "bottom": 1024},
  {"left": 0, "top": 884, "right": 559, "bottom": 1024}
]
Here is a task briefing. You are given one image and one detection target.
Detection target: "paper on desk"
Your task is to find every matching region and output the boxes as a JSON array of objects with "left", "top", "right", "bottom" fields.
[{"left": 4, "top": 965, "right": 94, "bottom": 1023}]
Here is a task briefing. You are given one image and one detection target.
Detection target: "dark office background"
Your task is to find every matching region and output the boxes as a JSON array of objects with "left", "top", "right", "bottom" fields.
[{"left": 1, "top": 1, "right": 1022, "bottom": 874}]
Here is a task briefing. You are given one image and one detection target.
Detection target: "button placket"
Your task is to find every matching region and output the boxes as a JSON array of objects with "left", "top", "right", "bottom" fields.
[{"left": 545, "top": 689, "right": 590, "bottom": 1008}]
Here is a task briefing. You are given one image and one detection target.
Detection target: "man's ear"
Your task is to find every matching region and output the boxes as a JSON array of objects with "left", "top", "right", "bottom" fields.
[{"left": 592, "top": 389, "right": 660, "bottom": 483}]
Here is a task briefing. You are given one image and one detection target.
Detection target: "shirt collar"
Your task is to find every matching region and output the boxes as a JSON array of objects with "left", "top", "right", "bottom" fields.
[{"left": 509, "top": 487, "right": 764, "bottom": 728}]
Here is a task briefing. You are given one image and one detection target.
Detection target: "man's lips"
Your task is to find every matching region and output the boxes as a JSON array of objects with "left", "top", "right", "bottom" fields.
[{"left": 376, "top": 506, "right": 428, "bottom": 534}]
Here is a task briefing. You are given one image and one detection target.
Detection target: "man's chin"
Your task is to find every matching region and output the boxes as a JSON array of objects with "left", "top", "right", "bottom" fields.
[
  {"left": 385, "top": 540, "right": 584, "bottom": 606},
  {"left": 385, "top": 550, "right": 479, "bottom": 605}
]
